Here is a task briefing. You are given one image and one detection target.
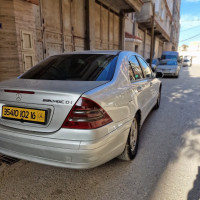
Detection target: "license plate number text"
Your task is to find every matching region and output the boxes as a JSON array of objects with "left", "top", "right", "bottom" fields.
[{"left": 2, "top": 106, "right": 46, "bottom": 124}]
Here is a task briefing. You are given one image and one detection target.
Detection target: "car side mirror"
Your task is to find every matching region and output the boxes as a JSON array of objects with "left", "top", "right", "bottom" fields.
[
  {"left": 146, "top": 59, "right": 150, "bottom": 63},
  {"left": 156, "top": 72, "right": 163, "bottom": 78},
  {"left": 152, "top": 73, "right": 156, "bottom": 78}
]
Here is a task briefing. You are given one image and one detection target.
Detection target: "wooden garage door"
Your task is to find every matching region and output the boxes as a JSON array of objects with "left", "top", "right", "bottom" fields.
[
  {"left": 62, "top": 0, "right": 86, "bottom": 52},
  {"left": 95, "top": 2, "right": 120, "bottom": 50},
  {"left": 20, "top": 30, "right": 35, "bottom": 71},
  {"left": 39, "top": 0, "right": 86, "bottom": 58},
  {"left": 41, "top": 0, "right": 63, "bottom": 57}
]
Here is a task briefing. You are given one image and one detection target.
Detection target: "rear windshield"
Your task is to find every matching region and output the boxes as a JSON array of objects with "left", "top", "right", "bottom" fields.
[
  {"left": 152, "top": 59, "right": 158, "bottom": 64},
  {"left": 159, "top": 60, "right": 177, "bottom": 65},
  {"left": 161, "top": 55, "right": 177, "bottom": 60},
  {"left": 20, "top": 54, "right": 118, "bottom": 81}
]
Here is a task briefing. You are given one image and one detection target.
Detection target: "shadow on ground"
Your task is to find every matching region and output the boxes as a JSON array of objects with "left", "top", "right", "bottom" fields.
[{"left": 188, "top": 166, "right": 200, "bottom": 200}]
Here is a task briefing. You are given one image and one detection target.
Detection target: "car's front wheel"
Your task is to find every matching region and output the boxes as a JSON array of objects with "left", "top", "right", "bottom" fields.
[{"left": 118, "top": 116, "right": 139, "bottom": 161}]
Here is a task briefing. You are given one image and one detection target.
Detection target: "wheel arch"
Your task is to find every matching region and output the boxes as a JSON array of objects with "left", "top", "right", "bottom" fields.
[
  {"left": 135, "top": 109, "right": 141, "bottom": 130},
  {"left": 159, "top": 83, "right": 162, "bottom": 91}
]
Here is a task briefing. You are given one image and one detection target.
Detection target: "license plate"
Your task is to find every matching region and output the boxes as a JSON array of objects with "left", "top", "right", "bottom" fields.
[{"left": 2, "top": 106, "right": 47, "bottom": 124}]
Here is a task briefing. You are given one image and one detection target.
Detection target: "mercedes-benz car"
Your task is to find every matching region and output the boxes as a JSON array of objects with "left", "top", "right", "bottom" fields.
[
  {"left": 156, "top": 59, "right": 180, "bottom": 78},
  {"left": 0, "top": 51, "right": 162, "bottom": 169}
]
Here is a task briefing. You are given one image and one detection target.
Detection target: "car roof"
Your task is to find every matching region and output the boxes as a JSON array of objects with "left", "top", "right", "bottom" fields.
[
  {"left": 52, "top": 50, "right": 141, "bottom": 57},
  {"left": 160, "top": 59, "right": 177, "bottom": 61},
  {"left": 53, "top": 50, "right": 121, "bottom": 56},
  {"left": 162, "top": 51, "right": 178, "bottom": 55}
]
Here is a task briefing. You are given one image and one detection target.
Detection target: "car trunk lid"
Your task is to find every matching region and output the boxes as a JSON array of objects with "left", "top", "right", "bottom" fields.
[{"left": 0, "top": 79, "right": 107, "bottom": 132}]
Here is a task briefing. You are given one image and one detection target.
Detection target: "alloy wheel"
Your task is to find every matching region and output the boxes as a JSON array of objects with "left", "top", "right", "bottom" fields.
[{"left": 130, "top": 118, "right": 138, "bottom": 152}]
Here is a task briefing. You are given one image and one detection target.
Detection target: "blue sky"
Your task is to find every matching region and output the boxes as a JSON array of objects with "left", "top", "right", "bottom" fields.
[{"left": 179, "top": 0, "right": 200, "bottom": 46}]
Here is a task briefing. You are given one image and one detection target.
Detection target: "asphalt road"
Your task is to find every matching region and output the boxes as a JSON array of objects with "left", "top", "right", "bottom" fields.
[{"left": 0, "top": 65, "right": 200, "bottom": 200}]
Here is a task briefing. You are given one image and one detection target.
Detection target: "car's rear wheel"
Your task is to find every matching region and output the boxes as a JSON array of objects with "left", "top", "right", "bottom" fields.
[{"left": 118, "top": 116, "right": 139, "bottom": 161}]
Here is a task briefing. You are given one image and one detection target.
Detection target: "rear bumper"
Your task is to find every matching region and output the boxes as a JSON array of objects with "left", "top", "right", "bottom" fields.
[
  {"left": 183, "top": 64, "right": 191, "bottom": 66},
  {"left": 0, "top": 122, "right": 130, "bottom": 169},
  {"left": 163, "top": 73, "right": 178, "bottom": 77},
  {"left": 156, "top": 70, "right": 179, "bottom": 77}
]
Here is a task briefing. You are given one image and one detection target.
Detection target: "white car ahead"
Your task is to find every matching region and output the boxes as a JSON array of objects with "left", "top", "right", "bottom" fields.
[
  {"left": 183, "top": 58, "right": 192, "bottom": 67},
  {"left": 0, "top": 51, "right": 162, "bottom": 169}
]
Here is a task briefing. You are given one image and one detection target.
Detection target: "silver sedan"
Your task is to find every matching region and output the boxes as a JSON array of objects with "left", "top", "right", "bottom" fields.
[
  {"left": 156, "top": 59, "right": 180, "bottom": 78},
  {"left": 0, "top": 51, "right": 162, "bottom": 169}
]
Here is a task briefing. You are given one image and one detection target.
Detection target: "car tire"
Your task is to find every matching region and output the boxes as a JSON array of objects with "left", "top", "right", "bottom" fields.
[
  {"left": 154, "top": 89, "right": 161, "bottom": 110},
  {"left": 118, "top": 116, "right": 139, "bottom": 161}
]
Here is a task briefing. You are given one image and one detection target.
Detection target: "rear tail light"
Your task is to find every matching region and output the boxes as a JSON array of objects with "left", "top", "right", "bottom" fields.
[
  {"left": 62, "top": 97, "right": 112, "bottom": 129},
  {"left": 4, "top": 90, "right": 35, "bottom": 94}
]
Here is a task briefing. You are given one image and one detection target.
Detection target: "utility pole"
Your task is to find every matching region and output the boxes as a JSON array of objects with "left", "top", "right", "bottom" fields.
[{"left": 150, "top": 3, "right": 155, "bottom": 68}]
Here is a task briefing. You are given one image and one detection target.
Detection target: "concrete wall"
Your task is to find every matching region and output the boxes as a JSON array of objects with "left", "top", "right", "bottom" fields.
[
  {"left": 135, "top": 1, "right": 152, "bottom": 22},
  {"left": 154, "top": 36, "right": 159, "bottom": 58},
  {"left": 155, "top": 0, "right": 171, "bottom": 37},
  {"left": 164, "top": 42, "right": 172, "bottom": 51},
  {"left": 166, "top": 0, "right": 174, "bottom": 16},
  {"left": 125, "top": 14, "right": 133, "bottom": 35},
  {"left": 125, "top": 40, "right": 134, "bottom": 51},
  {"left": 124, "top": 13, "right": 142, "bottom": 54},
  {"left": 171, "top": 0, "right": 180, "bottom": 51}
]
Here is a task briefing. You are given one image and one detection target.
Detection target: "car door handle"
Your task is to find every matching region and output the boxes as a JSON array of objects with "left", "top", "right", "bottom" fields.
[{"left": 137, "top": 86, "right": 143, "bottom": 92}]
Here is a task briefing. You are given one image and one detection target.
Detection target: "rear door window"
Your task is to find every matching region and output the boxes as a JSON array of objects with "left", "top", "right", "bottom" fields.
[
  {"left": 161, "top": 55, "right": 177, "bottom": 60},
  {"left": 128, "top": 64, "right": 135, "bottom": 81},
  {"left": 129, "top": 56, "right": 144, "bottom": 80},
  {"left": 137, "top": 56, "right": 152, "bottom": 78},
  {"left": 20, "top": 54, "right": 118, "bottom": 81}
]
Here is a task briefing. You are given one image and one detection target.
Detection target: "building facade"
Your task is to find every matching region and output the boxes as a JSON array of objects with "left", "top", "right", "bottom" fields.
[
  {"left": 124, "top": 13, "right": 143, "bottom": 55},
  {"left": 125, "top": 0, "right": 181, "bottom": 59},
  {"left": 171, "top": 0, "right": 181, "bottom": 51},
  {"left": 0, "top": 0, "right": 143, "bottom": 81}
]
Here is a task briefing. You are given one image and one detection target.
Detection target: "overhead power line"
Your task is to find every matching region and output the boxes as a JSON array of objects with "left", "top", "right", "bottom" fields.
[
  {"left": 180, "top": 20, "right": 200, "bottom": 22},
  {"left": 180, "top": 33, "right": 200, "bottom": 42},
  {"left": 181, "top": 25, "right": 200, "bottom": 32}
]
